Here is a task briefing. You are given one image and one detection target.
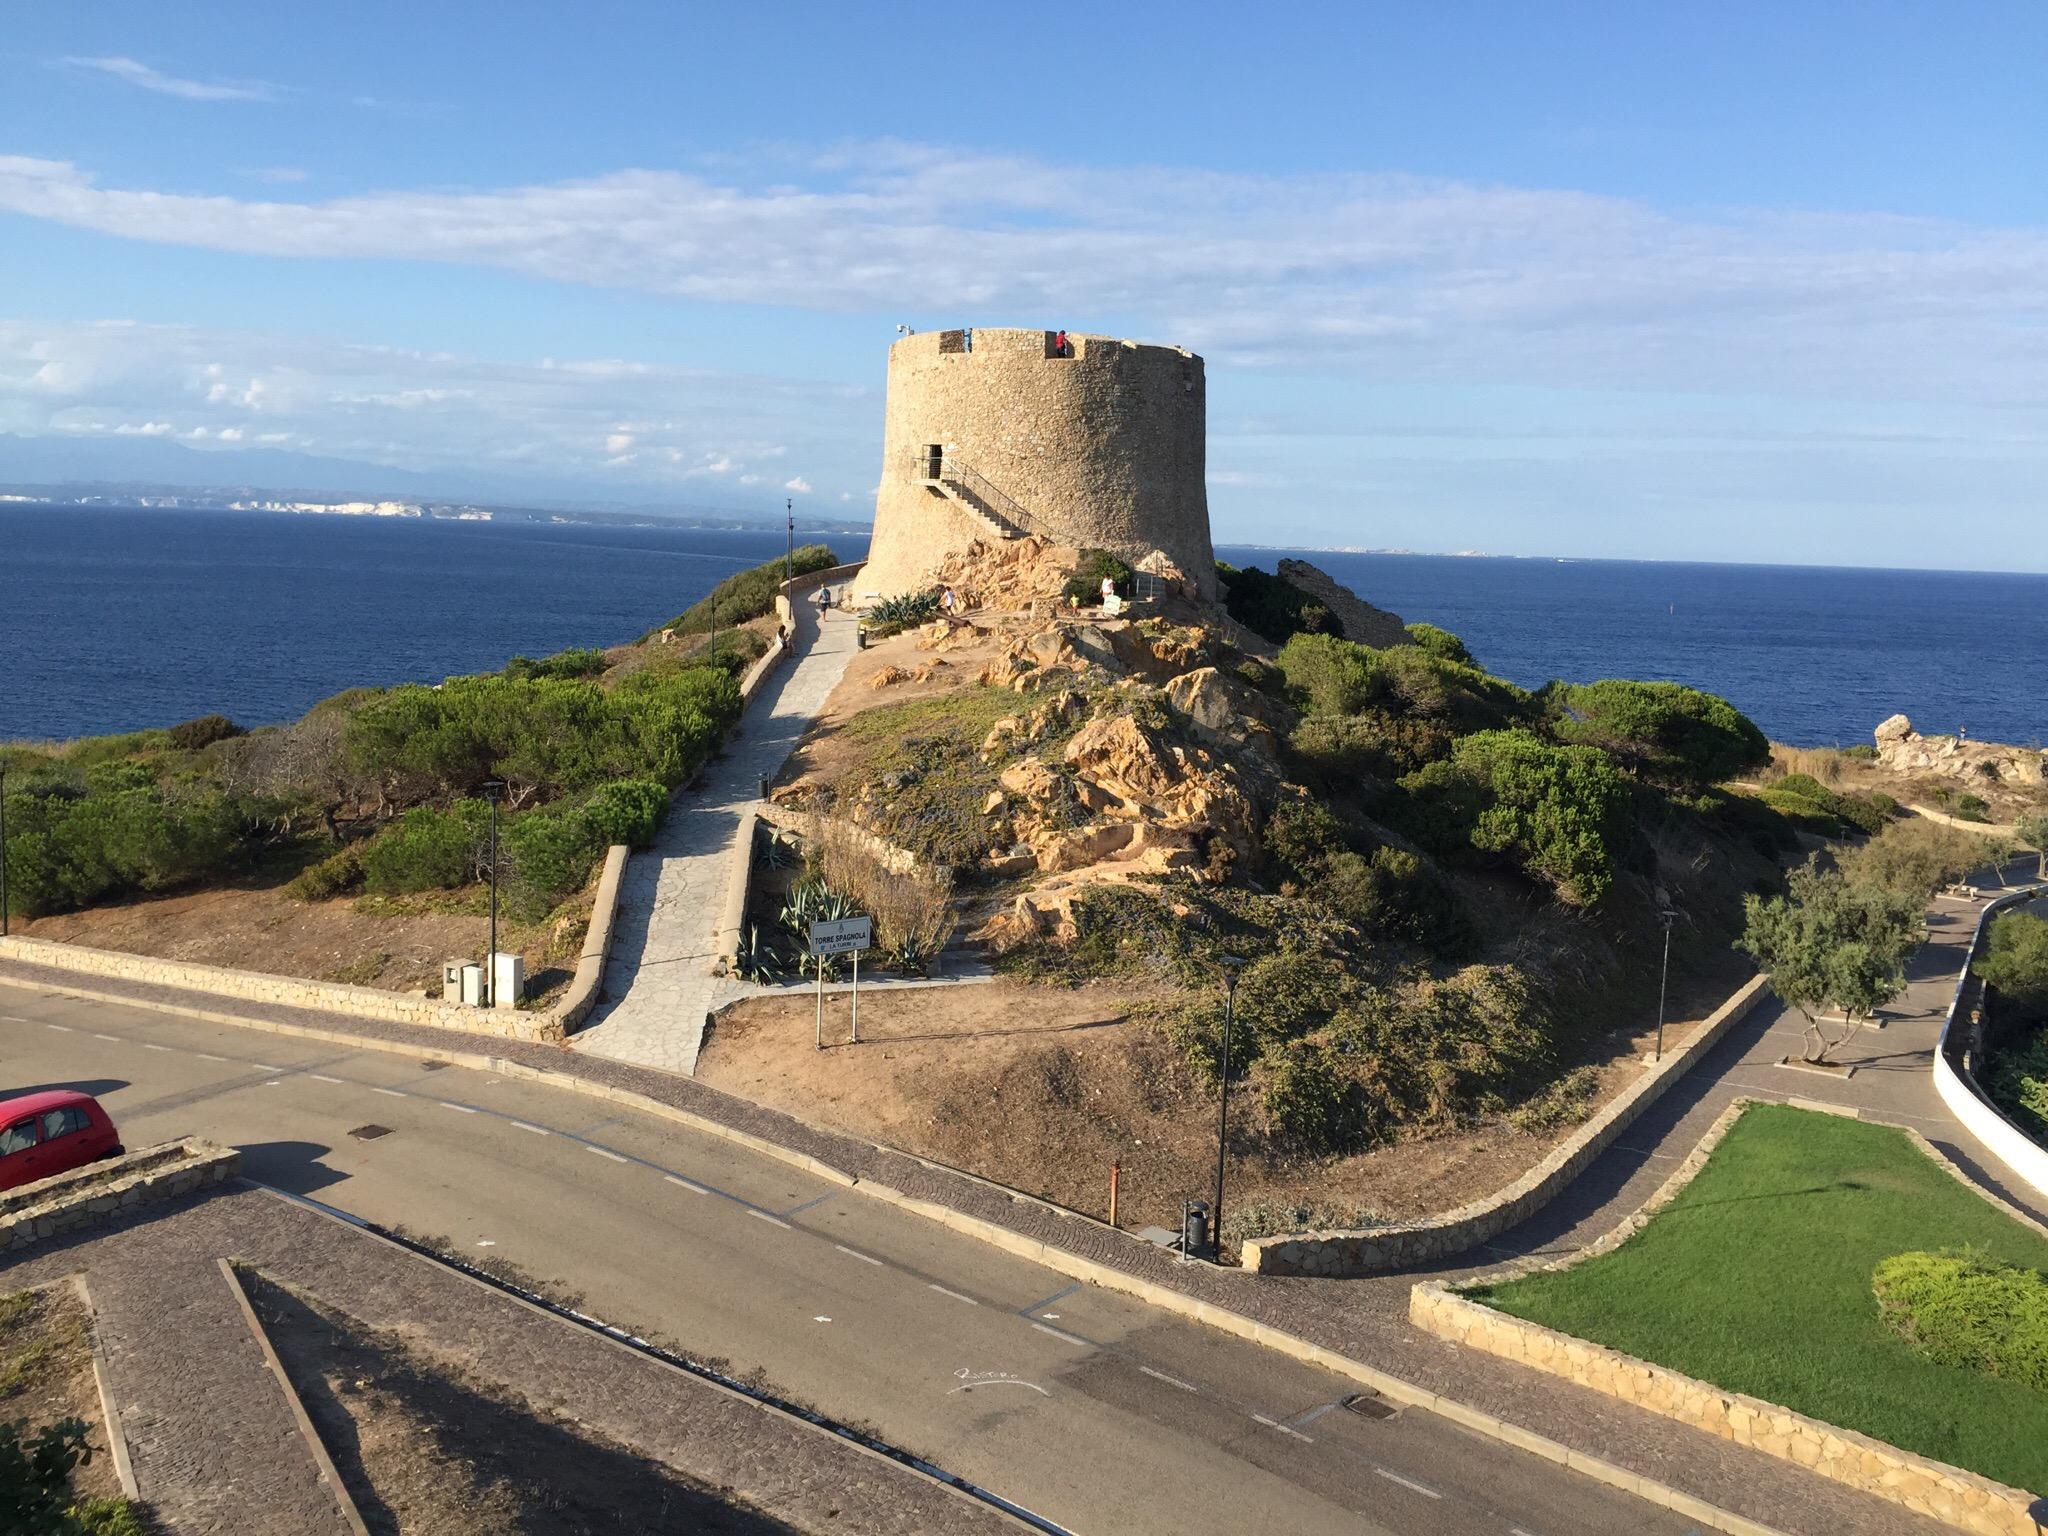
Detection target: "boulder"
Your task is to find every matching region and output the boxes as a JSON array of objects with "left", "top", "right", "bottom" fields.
[
  {"left": 1275, "top": 559, "right": 1413, "bottom": 649},
  {"left": 1164, "top": 667, "right": 1284, "bottom": 758},
  {"left": 1873, "top": 714, "right": 2044, "bottom": 787}
]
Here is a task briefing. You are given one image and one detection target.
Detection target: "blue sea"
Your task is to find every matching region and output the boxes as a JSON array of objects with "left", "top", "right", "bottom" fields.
[{"left": 1, "top": 504, "right": 2041, "bottom": 749}]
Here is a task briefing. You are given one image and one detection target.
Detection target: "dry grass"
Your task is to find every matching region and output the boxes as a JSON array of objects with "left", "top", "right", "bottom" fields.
[
  {"left": 814, "top": 817, "right": 957, "bottom": 963},
  {"left": 1765, "top": 743, "right": 1852, "bottom": 786}
]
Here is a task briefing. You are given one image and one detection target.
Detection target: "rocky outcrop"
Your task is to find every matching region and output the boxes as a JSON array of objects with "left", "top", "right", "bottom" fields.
[
  {"left": 1874, "top": 714, "right": 2044, "bottom": 787},
  {"left": 1275, "top": 559, "right": 1413, "bottom": 649},
  {"left": 1163, "top": 666, "right": 1286, "bottom": 760}
]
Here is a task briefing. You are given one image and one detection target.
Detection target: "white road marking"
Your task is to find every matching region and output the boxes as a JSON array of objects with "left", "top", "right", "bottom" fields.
[
  {"left": 1031, "top": 1322, "right": 1089, "bottom": 1348},
  {"left": 374, "top": 1088, "right": 406, "bottom": 1098},
  {"left": 3, "top": 1015, "right": 41, "bottom": 1023},
  {"left": 477, "top": 1239, "right": 496, "bottom": 1248},
  {"left": 748, "top": 1210, "right": 792, "bottom": 1229},
  {"left": 440, "top": 1101, "right": 479, "bottom": 1115},
  {"left": 928, "top": 1284, "right": 979, "bottom": 1306},
  {"left": 1373, "top": 1468, "right": 1442, "bottom": 1499},
  {"left": 44, "top": 1024, "right": 73, "bottom": 1032},
  {"left": 142, "top": 1043, "right": 170, "bottom": 1052},
  {"left": 665, "top": 1174, "right": 708, "bottom": 1193},
  {"left": 1511, "top": 1527, "right": 1543, "bottom": 1536},
  {"left": 586, "top": 1145, "right": 628, "bottom": 1163},
  {"left": 512, "top": 1122, "right": 551, "bottom": 1136},
  {"left": 834, "top": 1244, "right": 882, "bottom": 1265},
  {"left": 93, "top": 1033, "right": 120, "bottom": 1041},
  {"left": 1139, "top": 1366, "right": 1197, "bottom": 1392},
  {"left": 196, "top": 1053, "right": 225, "bottom": 1061},
  {"left": 252, "top": 1065, "right": 283, "bottom": 1073},
  {"left": 1251, "top": 1412, "right": 1315, "bottom": 1442},
  {"left": 813, "top": 1315, "right": 832, "bottom": 1322},
  {"left": 309, "top": 1074, "right": 343, "bottom": 1084}
]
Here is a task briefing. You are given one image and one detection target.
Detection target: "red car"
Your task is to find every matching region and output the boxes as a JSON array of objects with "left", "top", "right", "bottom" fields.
[{"left": 0, "top": 1090, "right": 124, "bottom": 1193}]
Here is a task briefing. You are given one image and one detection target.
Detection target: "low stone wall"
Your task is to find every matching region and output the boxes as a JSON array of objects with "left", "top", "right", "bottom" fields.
[
  {"left": 1410, "top": 1099, "right": 2048, "bottom": 1536},
  {"left": 1242, "top": 974, "right": 1771, "bottom": 1275},
  {"left": 553, "top": 844, "right": 630, "bottom": 1031},
  {"left": 3, "top": 1139, "right": 240, "bottom": 1253},
  {"left": 0, "top": 935, "right": 569, "bottom": 1043}
]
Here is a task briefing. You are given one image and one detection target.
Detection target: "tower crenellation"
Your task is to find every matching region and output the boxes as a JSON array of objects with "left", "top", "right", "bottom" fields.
[{"left": 860, "top": 327, "right": 1217, "bottom": 601}]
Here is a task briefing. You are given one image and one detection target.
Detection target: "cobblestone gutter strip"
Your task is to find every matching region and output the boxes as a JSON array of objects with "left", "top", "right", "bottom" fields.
[
  {"left": 1243, "top": 973, "right": 1771, "bottom": 1276},
  {"left": 0, "top": 954, "right": 1941, "bottom": 1536},
  {"left": 216, "top": 1259, "right": 372, "bottom": 1536},
  {"left": 1414, "top": 1098, "right": 2048, "bottom": 1536},
  {"left": 69, "top": 1274, "right": 139, "bottom": 1500}
]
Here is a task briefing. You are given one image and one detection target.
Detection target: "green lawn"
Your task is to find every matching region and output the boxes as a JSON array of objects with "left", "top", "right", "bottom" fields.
[{"left": 1469, "top": 1103, "right": 2048, "bottom": 1494}]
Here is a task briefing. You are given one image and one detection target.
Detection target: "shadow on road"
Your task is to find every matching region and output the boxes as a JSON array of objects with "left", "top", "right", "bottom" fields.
[
  {"left": 4, "top": 1077, "right": 129, "bottom": 1099},
  {"left": 236, "top": 1138, "right": 350, "bottom": 1197}
]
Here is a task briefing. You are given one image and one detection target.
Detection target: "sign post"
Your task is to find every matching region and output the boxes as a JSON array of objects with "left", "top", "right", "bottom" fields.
[{"left": 807, "top": 915, "right": 873, "bottom": 1050}]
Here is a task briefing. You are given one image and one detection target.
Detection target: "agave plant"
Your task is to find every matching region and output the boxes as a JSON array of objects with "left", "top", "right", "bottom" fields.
[{"left": 734, "top": 923, "right": 784, "bottom": 984}]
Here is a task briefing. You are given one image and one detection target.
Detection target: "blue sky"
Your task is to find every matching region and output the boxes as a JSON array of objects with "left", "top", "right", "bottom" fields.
[{"left": 2, "top": 3, "right": 2043, "bottom": 567}]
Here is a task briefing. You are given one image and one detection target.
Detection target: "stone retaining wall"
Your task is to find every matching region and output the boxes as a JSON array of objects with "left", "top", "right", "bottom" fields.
[
  {"left": 1935, "top": 885, "right": 2048, "bottom": 1204},
  {"left": 1410, "top": 1098, "right": 2048, "bottom": 1536},
  {"left": 0, "top": 934, "right": 570, "bottom": 1043},
  {"left": 2, "top": 1139, "right": 239, "bottom": 1253},
  {"left": 1242, "top": 974, "right": 1771, "bottom": 1275},
  {"left": 553, "top": 844, "right": 630, "bottom": 1032}
]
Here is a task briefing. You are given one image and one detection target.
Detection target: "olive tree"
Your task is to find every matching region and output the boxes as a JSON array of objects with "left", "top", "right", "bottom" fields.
[
  {"left": 2019, "top": 812, "right": 2048, "bottom": 882},
  {"left": 1738, "top": 856, "right": 1923, "bottom": 1063}
]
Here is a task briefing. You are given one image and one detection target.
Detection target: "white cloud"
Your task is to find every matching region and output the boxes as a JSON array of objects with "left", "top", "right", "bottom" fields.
[
  {"left": 605, "top": 432, "right": 635, "bottom": 453},
  {"left": 0, "top": 144, "right": 2043, "bottom": 405},
  {"left": 60, "top": 56, "right": 277, "bottom": 103},
  {"left": 783, "top": 475, "right": 812, "bottom": 493}
]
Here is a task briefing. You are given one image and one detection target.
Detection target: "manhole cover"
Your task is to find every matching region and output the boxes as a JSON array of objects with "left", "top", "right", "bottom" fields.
[
  {"left": 349, "top": 1124, "right": 393, "bottom": 1141},
  {"left": 419, "top": 1060, "right": 451, "bottom": 1071},
  {"left": 1341, "top": 1391, "right": 1396, "bottom": 1421}
]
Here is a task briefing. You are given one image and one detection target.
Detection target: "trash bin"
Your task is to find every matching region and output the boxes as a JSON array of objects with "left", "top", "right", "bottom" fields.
[
  {"left": 1182, "top": 1200, "right": 1209, "bottom": 1258},
  {"left": 856, "top": 627, "right": 867, "bottom": 650}
]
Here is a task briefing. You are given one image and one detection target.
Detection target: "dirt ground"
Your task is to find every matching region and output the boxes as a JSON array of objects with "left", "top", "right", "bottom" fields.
[
  {"left": 0, "top": 1282, "right": 126, "bottom": 1505},
  {"left": 698, "top": 964, "right": 1741, "bottom": 1241},
  {"left": 243, "top": 1270, "right": 798, "bottom": 1536},
  {"left": 20, "top": 879, "right": 588, "bottom": 1006}
]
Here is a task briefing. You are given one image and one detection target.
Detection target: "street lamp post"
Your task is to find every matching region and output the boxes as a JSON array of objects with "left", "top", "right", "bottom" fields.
[
  {"left": 1212, "top": 956, "right": 1244, "bottom": 1256},
  {"left": 482, "top": 779, "right": 506, "bottom": 1007},
  {"left": 785, "top": 496, "right": 794, "bottom": 596},
  {"left": 1654, "top": 905, "right": 1678, "bottom": 1061}
]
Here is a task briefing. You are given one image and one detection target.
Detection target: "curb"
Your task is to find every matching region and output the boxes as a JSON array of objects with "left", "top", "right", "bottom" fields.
[
  {"left": 216, "top": 1257, "right": 372, "bottom": 1536},
  {"left": 70, "top": 1273, "right": 139, "bottom": 1502},
  {"left": 9, "top": 967, "right": 1795, "bottom": 1536}
]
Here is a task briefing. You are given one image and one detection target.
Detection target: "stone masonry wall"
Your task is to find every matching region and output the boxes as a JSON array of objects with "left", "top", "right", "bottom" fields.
[
  {"left": 1410, "top": 1099, "right": 2048, "bottom": 1536},
  {"left": 0, "top": 935, "right": 568, "bottom": 1043},
  {"left": 1242, "top": 975, "right": 1770, "bottom": 1274},
  {"left": 3, "top": 1139, "right": 240, "bottom": 1253},
  {"left": 863, "top": 329, "right": 1215, "bottom": 603}
]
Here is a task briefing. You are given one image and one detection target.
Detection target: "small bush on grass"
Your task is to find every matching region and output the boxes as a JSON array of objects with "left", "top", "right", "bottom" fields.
[
  {"left": 359, "top": 802, "right": 489, "bottom": 894},
  {"left": 284, "top": 843, "right": 365, "bottom": 901},
  {"left": 166, "top": 713, "right": 243, "bottom": 751},
  {"left": 1872, "top": 1248, "right": 2048, "bottom": 1392}
]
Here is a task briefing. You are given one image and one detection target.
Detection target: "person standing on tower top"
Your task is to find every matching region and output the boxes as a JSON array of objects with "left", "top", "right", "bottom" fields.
[{"left": 1054, "top": 329, "right": 1069, "bottom": 357}]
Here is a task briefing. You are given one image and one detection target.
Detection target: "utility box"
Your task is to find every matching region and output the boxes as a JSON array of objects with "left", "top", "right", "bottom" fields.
[
  {"left": 491, "top": 951, "right": 525, "bottom": 1010},
  {"left": 442, "top": 962, "right": 464, "bottom": 1003},
  {"left": 459, "top": 963, "right": 485, "bottom": 1006}
]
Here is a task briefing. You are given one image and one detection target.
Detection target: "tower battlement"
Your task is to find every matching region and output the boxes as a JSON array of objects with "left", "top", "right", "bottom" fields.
[{"left": 860, "top": 327, "right": 1216, "bottom": 601}]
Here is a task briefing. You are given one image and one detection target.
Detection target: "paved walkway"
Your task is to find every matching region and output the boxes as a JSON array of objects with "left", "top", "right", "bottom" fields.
[
  {"left": 9, "top": 1189, "right": 1018, "bottom": 1536},
  {"left": 573, "top": 599, "right": 860, "bottom": 1075},
  {"left": 60, "top": 1226, "right": 358, "bottom": 1534}
]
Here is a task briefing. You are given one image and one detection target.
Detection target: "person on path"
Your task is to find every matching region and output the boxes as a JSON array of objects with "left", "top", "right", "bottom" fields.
[{"left": 942, "top": 586, "right": 957, "bottom": 616}]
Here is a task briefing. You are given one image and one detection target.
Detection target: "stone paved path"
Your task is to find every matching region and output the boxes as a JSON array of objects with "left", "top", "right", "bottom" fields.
[
  {"left": 573, "top": 599, "right": 860, "bottom": 1075},
  {"left": 9, "top": 1189, "right": 1017, "bottom": 1536},
  {"left": 63, "top": 1226, "right": 358, "bottom": 1534}
]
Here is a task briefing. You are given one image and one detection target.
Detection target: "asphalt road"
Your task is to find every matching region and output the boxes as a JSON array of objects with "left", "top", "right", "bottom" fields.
[{"left": 2, "top": 984, "right": 1705, "bottom": 1536}]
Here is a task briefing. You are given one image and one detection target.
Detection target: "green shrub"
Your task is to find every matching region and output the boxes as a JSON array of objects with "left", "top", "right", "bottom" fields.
[
  {"left": 1547, "top": 679, "right": 1769, "bottom": 791},
  {"left": 1062, "top": 549, "right": 1134, "bottom": 606},
  {"left": 1406, "top": 622, "right": 1475, "bottom": 667},
  {"left": 1401, "top": 729, "right": 1631, "bottom": 905},
  {"left": 580, "top": 778, "right": 668, "bottom": 848},
  {"left": 651, "top": 545, "right": 837, "bottom": 638},
  {"left": 284, "top": 844, "right": 365, "bottom": 902},
  {"left": 1841, "top": 743, "right": 1878, "bottom": 761},
  {"left": 499, "top": 805, "right": 597, "bottom": 920},
  {"left": 166, "top": 713, "right": 243, "bottom": 751},
  {"left": 1839, "top": 818, "right": 1995, "bottom": 897},
  {"left": 503, "top": 647, "right": 607, "bottom": 682},
  {"left": 359, "top": 802, "right": 488, "bottom": 894},
  {"left": 1287, "top": 710, "right": 1452, "bottom": 784},
  {"left": 1278, "top": 632, "right": 1532, "bottom": 737},
  {"left": 1508, "top": 1064, "right": 1602, "bottom": 1133},
  {"left": 1978, "top": 911, "right": 2048, "bottom": 1024},
  {"left": 1984, "top": 1029, "right": 2048, "bottom": 1139},
  {"left": 1872, "top": 1248, "right": 2048, "bottom": 1391},
  {"left": 0, "top": 779, "right": 249, "bottom": 918},
  {"left": 1259, "top": 1041, "right": 1365, "bottom": 1154},
  {"left": 1319, "top": 845, "right": 1470, "bottom": 950},
  {"left": 1218, "top": 561, "right": 1334, "bottom": 644},
  {"left": 1955, "top": 792, "right": 1991, "bottom": 823},
  {"left": 863, "top": 590, "right": 942, "bottom": 638}
]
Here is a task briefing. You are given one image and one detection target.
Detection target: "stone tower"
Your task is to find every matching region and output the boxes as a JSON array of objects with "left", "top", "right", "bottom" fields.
[{"left": 860, "top": 328, "right": 1217, "bottom": 602}]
